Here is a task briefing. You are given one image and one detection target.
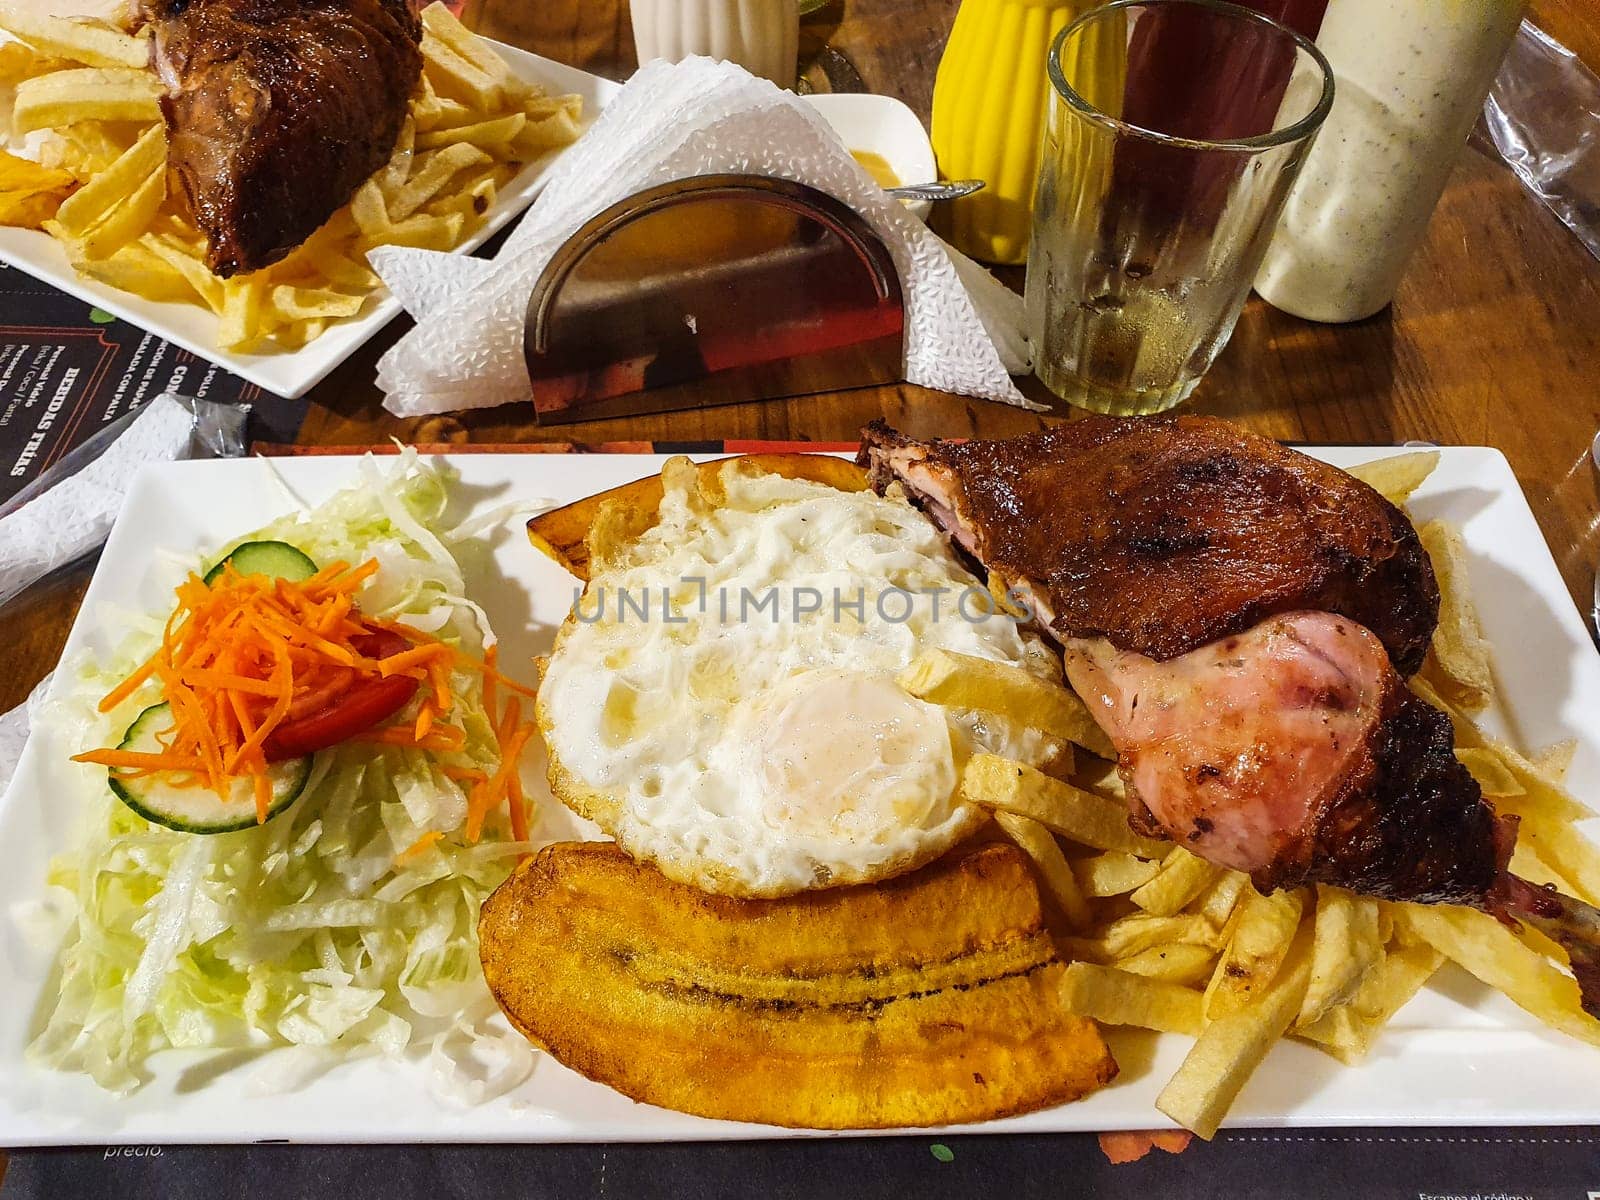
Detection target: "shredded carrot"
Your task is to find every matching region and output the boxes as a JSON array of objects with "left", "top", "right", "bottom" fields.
[
  {"left": 286, "top": 668, "right": 355, "bottom": 720},
  {"left": 80, "top": 555, "right": 542, "bottom": 835},
  {"left": 72, "top": 748, "right": 209, "bottom": 771},
  {"left": 480, "top": 661, "right": 539, "bottom": 701},
  {"left": 396, "top": 830, "right": 444, "bottom": 862},
  {"left": 507, "top": 770, "right": 529, "bottom": 844},
  {"left": 378, "top": 643, "right": 453, "bottom": 676},
  {"left": 467, "top": 715, "right": 533, "bottom": 843},
  {"left": 352, "top": 724, "right": 466, "bottom": 752},
  {"left": 480, "top": 644, "right": 498, "bottom": 720},
  {"left": 253, "top": 769, "right": 272, "bottom": 823},
  {"left": 427, "top": 656, "right": 453, "bottom": 717},
  {"left": 97, "top": 649, "right": 161, "bottom": 715}
]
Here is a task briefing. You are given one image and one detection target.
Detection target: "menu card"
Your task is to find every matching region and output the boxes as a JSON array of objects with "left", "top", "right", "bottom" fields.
[{"left": 0, "top": 263, "right": 307, "bottom": 506}]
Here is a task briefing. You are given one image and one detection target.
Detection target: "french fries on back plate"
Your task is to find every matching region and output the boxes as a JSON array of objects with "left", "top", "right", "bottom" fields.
[{"left": 0, "top": 1, "right": 581, "bottom": 350}]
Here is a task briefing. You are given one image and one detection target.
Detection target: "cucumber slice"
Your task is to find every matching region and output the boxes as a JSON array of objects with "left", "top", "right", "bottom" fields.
[
  {"left": 108, "top": 702, "right": 312, "bottom": 833},
  {"left": 202, "top": 540, "right": 317, "bottom": 586}
]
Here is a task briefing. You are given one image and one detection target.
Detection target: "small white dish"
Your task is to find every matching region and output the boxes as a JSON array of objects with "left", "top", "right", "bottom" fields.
[
  {"left": 802, "top": 92, "right": 937, "bottom": 220},
  {"left": 0, "top": 42, "right": 619, "bottom": 400}
]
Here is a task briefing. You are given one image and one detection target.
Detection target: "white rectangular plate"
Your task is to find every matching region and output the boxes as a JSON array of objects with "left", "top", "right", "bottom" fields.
[
  {"left": 0, "top": 43, "right": 618, "bottom": 400},
  {"left": 2, "top": 446, "right": 1598, "bottom": 1145}
]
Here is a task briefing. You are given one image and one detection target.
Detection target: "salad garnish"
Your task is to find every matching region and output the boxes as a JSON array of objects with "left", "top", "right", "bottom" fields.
[
  {"left": 73, "top": 553, "right": 537, "bottom": 837},
  {"left": 30, "top": 453, "right": 545, "bottom": 1093}
]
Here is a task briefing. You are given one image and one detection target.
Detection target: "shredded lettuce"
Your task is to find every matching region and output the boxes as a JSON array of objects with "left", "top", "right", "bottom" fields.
[{"left": 29, "top": 450, "right": 533, "bottom": 1095}]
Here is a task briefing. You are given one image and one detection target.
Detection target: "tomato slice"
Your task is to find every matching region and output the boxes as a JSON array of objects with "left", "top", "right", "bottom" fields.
[{"left": 263, "top": 630, "right": 419, "bottom": 761}]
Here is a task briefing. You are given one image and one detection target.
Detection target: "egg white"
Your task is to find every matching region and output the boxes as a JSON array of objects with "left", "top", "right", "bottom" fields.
[{"left": 538, "top": 460, "right": 1062, "bottom": 897}]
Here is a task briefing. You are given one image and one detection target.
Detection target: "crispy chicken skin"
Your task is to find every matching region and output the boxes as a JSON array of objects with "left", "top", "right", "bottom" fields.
[
  {"left": 862, "top": 419, "right": 1600, "bottom": 1017},
  {"left": 479, "top": 841, "right": 1118, "bottom": 1128},
  {"left": 858, "top": 416, "right": 1438, "bottom": 675},
  {"left": 143, "top": 0, "right": 422, "bottom": 277}
]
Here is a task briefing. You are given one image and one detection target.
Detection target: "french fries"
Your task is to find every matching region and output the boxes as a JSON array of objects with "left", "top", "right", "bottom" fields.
[
  {"left": 1130, "top": 847, "right": 1217, "bottom": 917},
  {"left": 0, "top": 150, "right": 76, "bottom": 229},
  {"left": 1345, "top": 450, "right": 1441, "bottom": 507},
  {"left": 1394, "top": 905, "right": 1600, "bottom": 1049},
  {"left": 1064, "top": 912, "right": 1220, "bottom": 963},
  {"left": 1113, "top": 943, "right": 1218, "bottom": 987},
  {"left": 0, "top": 1, "right": 582, "bottom": 351},
  {"left": 1297, "top": 887, "right": 1383, "bottom": 1026},
  {"left": 1061, "top": 962, "right": 1205, "bottom": 1036},
  {"left": 1073, "top": 850, "right": 1160, "bottom": 898},
  {"left": 0, "top": 3, "right": 149, "bottom": 68},
  {"left": 1204, "top": 888, "right": 1305, "bottom": 1018},
  {"left": 1418, "top": 520, "right": 1494, "bottom": 712},
  {"left": 1156, "top": 928, "right": 1313, "bottom": 1139},
  {"left": 1295, "top": 943, "right": 1443, "bottom": 1065},
  {"left": 47, "top": 123, "right": 167, "bottom": 262},
  {"left": 961, "top": 754, "right": 1169, "bottom": 857},
  {"left": 993, "top": 810, "right": 1092, "bottom": 930},
  {"left": 899, "top": 648, "right": 1115, "bottom": 759},
  {"left": 11, "top": 67, "right": 162, "bottom": 133}
]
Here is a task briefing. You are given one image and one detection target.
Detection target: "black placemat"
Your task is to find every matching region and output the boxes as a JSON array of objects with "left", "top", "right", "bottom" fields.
[
  {"left": 5, "top": 1128, "right": 1600, "bottom": 1200},
  {"left": 0, "top": 261, "right": 308, "bottom": 506}
]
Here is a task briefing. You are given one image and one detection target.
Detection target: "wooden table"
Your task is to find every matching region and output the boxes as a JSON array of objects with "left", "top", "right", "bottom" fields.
[
  {"left": 4, "top": 0, "right": 1599, "bottom": 717},
  {"left": 0, "top": 15, "right": 1596, "bottom": 1188}
]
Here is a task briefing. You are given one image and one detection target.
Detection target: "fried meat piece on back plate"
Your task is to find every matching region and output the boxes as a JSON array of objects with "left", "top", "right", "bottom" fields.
[
  {"left": 479, "top": 841, "right": 1117, "bottom": 1128},
  {"left": 860, "top": 416, "right": 1600, "bottom": 1016},
  {"left": 143, "top": 0, "right": 422, "bottom": 277}
]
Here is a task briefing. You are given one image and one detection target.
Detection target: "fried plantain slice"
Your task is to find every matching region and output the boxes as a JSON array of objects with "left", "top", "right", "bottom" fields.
[
  {"left": 525, "top": 452, "right": 868, "bottom": 581},
  {"left": 479, "top": 840, "right": 1118, "bottom": 1128}
]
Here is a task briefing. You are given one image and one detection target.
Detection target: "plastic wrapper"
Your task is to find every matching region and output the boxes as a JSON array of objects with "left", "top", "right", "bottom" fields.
[
  {"left": 1484, "top": 20, "right": 1600, "bottom": 262},
  {"left": 0, "top": 393, "right": 249, "bottom": 606}
]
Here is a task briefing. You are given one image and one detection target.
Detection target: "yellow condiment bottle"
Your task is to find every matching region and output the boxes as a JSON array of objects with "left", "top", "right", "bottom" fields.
[{"left": 930, "top": 0, "right": 1105, "bottom": 265}]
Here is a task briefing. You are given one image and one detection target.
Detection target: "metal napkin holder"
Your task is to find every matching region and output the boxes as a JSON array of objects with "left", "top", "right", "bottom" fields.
[{"left": 522, "top": 174, "right": 906, "bottom": 424}]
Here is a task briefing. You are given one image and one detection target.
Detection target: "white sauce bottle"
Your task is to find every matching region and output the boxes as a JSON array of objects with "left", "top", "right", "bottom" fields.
[
  {"left": 1255, "top": 0, "right": 1526, "bottom": 323},
  {"left": 630, "top": 0, "right": 800, "bottom": 87}
]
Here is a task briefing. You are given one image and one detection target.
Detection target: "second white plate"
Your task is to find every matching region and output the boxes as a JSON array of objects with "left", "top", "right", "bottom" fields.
[{"left": 0, "top": 42, "right": 619, "bottom": 400}]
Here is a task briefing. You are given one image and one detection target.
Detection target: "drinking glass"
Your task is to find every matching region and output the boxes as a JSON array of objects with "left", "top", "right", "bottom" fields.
[{"left": 1024, "top": 0, "right": 1333, "bottom": 415}]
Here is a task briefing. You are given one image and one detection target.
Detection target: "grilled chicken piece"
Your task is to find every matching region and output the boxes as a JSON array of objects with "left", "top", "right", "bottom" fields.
[
  {"left": 1063, "top": 611, "right": 1507, "bottom": 903},
  {"left": 144, "top": 0, "right": 422, "bottom": 277},
  {"left": 859, "top": 416, "right": 1437, "bottom": 674},
  {"left": 479, "top": 841, "right": 1118, "bottom": 1128},
  {"left": 861, "top": 418, "right": 1600, "bottom": 1017}
]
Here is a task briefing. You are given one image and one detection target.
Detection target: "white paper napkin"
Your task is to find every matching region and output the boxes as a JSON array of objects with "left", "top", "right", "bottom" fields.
[
  {"left": 371, "top": 57, "right": 1040, "bottom": 417},
  {"left": 0, "top": 393, "right": 195, "bottom": 606}
]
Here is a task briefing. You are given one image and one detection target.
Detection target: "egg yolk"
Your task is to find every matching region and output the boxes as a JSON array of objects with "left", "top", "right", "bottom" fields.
[{"left": 750, "top": 670, "right": 957, "bottom": 840}]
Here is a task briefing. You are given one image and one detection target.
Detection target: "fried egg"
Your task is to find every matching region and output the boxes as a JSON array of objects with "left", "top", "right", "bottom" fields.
[{"left": 537, "top": 458, "right": 1062, "bottom": 897}]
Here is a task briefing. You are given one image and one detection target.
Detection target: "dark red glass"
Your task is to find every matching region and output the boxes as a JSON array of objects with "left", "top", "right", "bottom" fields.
[{"left": 1108, "top": 0, "right": 1328, "bottom": 234}]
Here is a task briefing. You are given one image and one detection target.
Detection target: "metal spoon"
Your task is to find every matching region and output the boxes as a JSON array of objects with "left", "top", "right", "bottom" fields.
[{"left": 885, "top": 179, "right": 986, "bottom": 202}]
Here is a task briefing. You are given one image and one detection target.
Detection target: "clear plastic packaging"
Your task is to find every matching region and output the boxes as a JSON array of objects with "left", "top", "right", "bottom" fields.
[
  {"left": 0, "top": 393, "right": 249, "bottom": 605},
  {"left": 1483, "top": 19, "right": 1600, "bottom": 262}
]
